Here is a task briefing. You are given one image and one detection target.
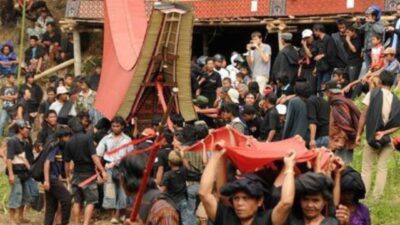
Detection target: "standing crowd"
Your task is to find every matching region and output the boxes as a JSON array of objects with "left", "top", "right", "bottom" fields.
[{"left": 0, "top": 3, "right": 400, "bottom": 225}]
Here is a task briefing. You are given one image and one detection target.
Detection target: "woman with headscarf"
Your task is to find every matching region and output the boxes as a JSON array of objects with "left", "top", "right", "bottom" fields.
[
  {"left": 287, "top": 172, "right": 350, "bottom": 225},
  {"left": 340, "top": 167, "right": 371, "bottom": 225},
  {"left": 199, "top": 150, "right": 297, "bottom": 225}
]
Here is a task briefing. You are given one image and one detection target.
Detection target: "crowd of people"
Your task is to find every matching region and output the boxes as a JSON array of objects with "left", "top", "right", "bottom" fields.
[
  {"left": 0, "top": 2, "right": 400, "bottom": 225},
  {"left": 0, "top": 0, "right": 73, "bottom": 77}
]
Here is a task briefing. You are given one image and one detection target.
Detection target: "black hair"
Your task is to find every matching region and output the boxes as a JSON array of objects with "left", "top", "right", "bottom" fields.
[
  {"left": 111, "top": 116, "right": 126, "bottom": 127},
  {"left": 119, "top": 154, "right": 156, "bottom": 194},
  {"left": 264, "top": 93, "right": 277, "bottom": 105},
  {"left": 46, "top": 87, "right": 56, "bottom": 94},
  {"left": 241, "top": 105, "right": 257, "bottom": 115},
  {"left": 379, "top": 70, "right": 395, "bottom": 87},
  {"left": 277, "top": 76, "right": 289, "bottom": 85},
  {"left": 220, "top": 102, "right": 240, "bottom": 117},
  {"left": 223, "top": 77, "right": 232, "bottom": 83},
  {"left": 313, "top": 24, "right": 326, "bottom": 33},
  {"left": 68, "top": 117, "right": 84, "bottom": 133},
  {"left": 248, "top": 81, "right": 260, "bottom": 95},
  {"left": 181, "top": 124, "right": 197, "bottom": 146},
  {"left": 332, "top": 68, "right": 346, "bottom": 77},
  {"left": 45, "top": 109, "right": 57, "bottom": 118},
  {"left": 195, "top": 123, "right": 209, "bottom": 140},
  {"left": 163, "top": 128, "right": 174, "bottom": 144},
  {"left": 170, "top": 114, "right": 185, "bottom": 128},
  {"left": 95, "top": 118, "right": 111, "bottom": 131},
  {"left": 251, "top": 31, "right": 262, "bottom": 39},
  {"left": 245, "top": 92, "right": 256, "bottom": 99},
  {"left": 151, "top": 115, "right": 162, "bottom": 127},
  {"left": 347, "top": 25, "right": 357, "bottom": 33},
  {"left": 294, "top": 82, "right": 311, "bottom": 98},
  {"left": 46, "top": 21, "right": 56, "bottom": 27},
  {"left": 77, "top": 111, "right": 90, "bottom": 120},
  {"left": 371, "top": 32, "right": 382, "bottom": 41},
  {"left": 336, "top": 19, "right": 348, "bottom": 27},
  {"left": 55, "top": 127, "right": 72, "bottom": 138},
  {"left": 205, "top": 57, "right": 214, "bottom": 64},
  {"left": 30, "top": 36, "right": 39, "bottom": 41}
]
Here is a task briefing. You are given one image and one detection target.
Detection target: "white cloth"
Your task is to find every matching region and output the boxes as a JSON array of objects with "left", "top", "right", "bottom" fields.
[{"left": 96, "top": 133, "right": 133, "bottom": 166}]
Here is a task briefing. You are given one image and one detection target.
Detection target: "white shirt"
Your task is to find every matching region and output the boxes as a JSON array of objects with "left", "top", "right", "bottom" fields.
[
  {"left": 96, "top": 133, "right": 133, "bottom": 165},
  {"left": 49, "top": 100, "right": 77, "bottom": 117}
]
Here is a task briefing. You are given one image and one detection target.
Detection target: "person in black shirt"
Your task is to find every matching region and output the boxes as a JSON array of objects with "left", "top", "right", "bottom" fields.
[
  {"left": 88, "top": 65, "right": 101, "bottom": 91},
  {"left": 306, "top": 92, "right": 330, "bottom": 149},
  {"left": 64, "top": 118, "right": 107, "bottom": 225},
  {"left": 19, "top": 73, "right": 43, "bottom": 121},
  {"left": 197, "top": 57, "right": 222, "bottom": 107},
  {"left": 259, "top": 94, "right": 281, "bottom": 142},
  {"left": 160, "top": 150, "right": 201, "bottom": 225},
  {"left": 6, "top": 120, "right": 32, "bottom": 225},
  {"left": 37, "top": 110, "right": 60, "bottom": 145},
  {"left": 199, "top": 150, "right": 296, "bottom": 225},
  {"left": 16, "top": 88, "right": 32, "bottom": 123},
  {"left": 313, "top": 24, "right": 338, "bottom": 96},
  {"left": 38, "top": 87, "right": 56, "bottom": 124},
  {"left": 271, "top": 33, "right": 299, "bottom": 85},
  {"left": 299, "top": 29, "right": 318, "bottom": 95},
  {"left": 43, "top": 127, "right": 72, "bottom": 225},
  {"left": 344, "top": 26, "right": 363, "bottom": 82},
  {"left": 331, "top": 20, "right": 349, "bottom": 69},
  {"left": 155, "top": 129, "right": 174, "bottom": 186},
  {"left": 241, "top": 105, "right": 262, "bottom": 139}
]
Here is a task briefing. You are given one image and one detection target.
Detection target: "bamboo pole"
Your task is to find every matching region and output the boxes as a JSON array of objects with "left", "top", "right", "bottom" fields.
[
  {"left": 17, "top": 0, "right": 27, "bottom": 80},
  {"left": 34, "top": 59, "right": 74, "bottom": 81},
  {"left": 73, "top": 28, "right": 82, "bottom": 75}
]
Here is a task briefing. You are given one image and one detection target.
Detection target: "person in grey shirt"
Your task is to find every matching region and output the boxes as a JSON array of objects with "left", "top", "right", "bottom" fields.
[{"left": 246, "top": 31, "right": 271, "bottom": 94}]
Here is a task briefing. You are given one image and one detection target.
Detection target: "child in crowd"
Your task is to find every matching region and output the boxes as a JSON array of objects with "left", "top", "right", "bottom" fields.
[
  {"left": 160, "top": 150, "right": 201, "bottom": 225},
  {"left": 369, "top": 34, "right": 385, "bottom": 72}
]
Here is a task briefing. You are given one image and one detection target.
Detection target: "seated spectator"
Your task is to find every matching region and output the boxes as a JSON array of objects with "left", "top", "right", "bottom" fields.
[
  {"left": 27, "top": 8, "right": 54, "bottom": 39},
  {"left": 24, "top": 36, "right": 45, "bottom": 73},
  {"left": 59, "top": 33, "right": 74, "bottom": 63},
  {"left": 42, "top": 22, "right": 61, "bottom": 64},
  {"left": 0, "top": 43, "right": 18, "bottom": 76}
]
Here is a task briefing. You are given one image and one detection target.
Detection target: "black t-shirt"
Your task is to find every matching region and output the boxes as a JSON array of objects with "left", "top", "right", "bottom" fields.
[
  {"left": 246, "top": 115, "right": 263, "bottom": 139},
  {"left": 199, "top": 71, "right": 222, "bottom": 106},
  {"left": 259, "top": 107, "right": 281, "bottom": 141},
  {"left": 7, "top": 136, "right": 34, "bottom": 165},
  {"left": 0, "top": 85, "right": 18, "bottom": 112},
  {"left": 215, "top": 203, "right": 273, "bottom": 225},
  {"left": 17, "top": 98, "right": 31, "bottom": 121},
  {"left": 64, "top": 132, "right": 96, "bottom": 174},
  {"left": 42, "top": 31, "right": 62, "bottom": 45},
  {"left": 38, "top": 100, "right": 53, "bottom": 114},
  {"left": 155, "top": 145, "right": 173, "bottom": 173},
  {"left": 161, "top": 167, "right": 200, "bottom": 204},
  {"left": 306, "top": 95, "right": 330, "bottom": 138},
  {"left": 89, "top": 74, "right": 100, "bottom": 91},
  {"left": 20, "top": 83, "right": 43, "bottom": 111},
  {"left": 345, "top": 36, "right": 363, "bottom": 66}
]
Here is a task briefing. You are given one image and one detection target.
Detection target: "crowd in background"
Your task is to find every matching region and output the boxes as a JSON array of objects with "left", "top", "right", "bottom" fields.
[{"left": 0, "top": 2, "right": 400, "bottom": 225}]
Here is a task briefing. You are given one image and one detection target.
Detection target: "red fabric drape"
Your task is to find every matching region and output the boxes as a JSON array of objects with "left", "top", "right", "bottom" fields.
[
  {"left": 94, "top": 0, "right": 147, "bottom": 119},
  {"left": 186, "top": 127, "right": 332, "bottom": 173}
]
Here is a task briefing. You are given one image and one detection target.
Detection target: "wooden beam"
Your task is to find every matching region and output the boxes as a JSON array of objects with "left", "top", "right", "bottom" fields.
[{"left": 34, "top": 59, "right": 74, "bottom": 81}]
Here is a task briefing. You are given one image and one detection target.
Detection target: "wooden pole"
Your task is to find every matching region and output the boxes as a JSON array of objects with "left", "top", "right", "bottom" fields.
[
  {"left": 17, "top": 0, "right": 27, "bottom": 80},
  {"left": 130, "top": 88, "right": 178, "bottom": 222},
  {"left": 73, "top": 27, "right": 82, "bottom": 75},
  {"left": 33, "top": 59, "right": 74, "bottom": 81}
]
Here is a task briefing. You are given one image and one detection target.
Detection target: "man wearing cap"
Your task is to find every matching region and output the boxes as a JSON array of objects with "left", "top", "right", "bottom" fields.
[
  {"left": 299, "top": 29, "right": 318, "bottom": 94},
  {"left": 214, "top": 54, "right": 230, "bottom": 80},
  {"left": 324, "top": 80, "right": 360, "bottom": 164},
  {"left": 49, "top": 86, "right": 77, "bottom": 125},
  {"left": 0, "top": 73, "right": 18, "bottom": 136},
  {"left": 246, "top": 31, "right": 272, "bottom": 94},
  {"left": 271, "top": 32, "right": 299, "bottom": 86},
  {"left": 199, "top": 150, "right": 296, "bottom": 225},
  {"left": 6, "top": 120, "right": 32, "bottom": 225}
]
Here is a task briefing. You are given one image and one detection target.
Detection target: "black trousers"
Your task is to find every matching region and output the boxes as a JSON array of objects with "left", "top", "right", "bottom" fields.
[{"left": 44, "top": 180, "right": 72, "bottom": 225}]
